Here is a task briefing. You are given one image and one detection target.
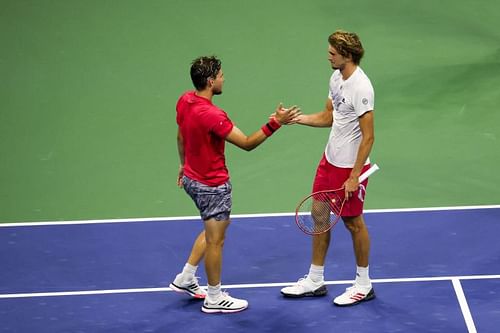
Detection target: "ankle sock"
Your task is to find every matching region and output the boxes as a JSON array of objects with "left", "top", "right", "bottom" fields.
[
  {"left": 355, "top": 265, "right": 371, "bottom": 288},
  {"left": 207, "top": 283, "right": 222, "bottom": 302},
  {"left": 181, "top": 263, "right": 197, "bottom": 281},
  {"left": 308, "top": 264, "right": 324, "bottom": 283}
]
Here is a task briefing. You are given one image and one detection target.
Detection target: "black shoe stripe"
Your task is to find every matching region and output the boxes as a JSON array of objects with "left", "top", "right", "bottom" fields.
[
  {"left": 171, "top": 283, "right": 197, "bottom": 296},
  {"left": 212, "top": 300, "right": 237, "bottom": 308}
]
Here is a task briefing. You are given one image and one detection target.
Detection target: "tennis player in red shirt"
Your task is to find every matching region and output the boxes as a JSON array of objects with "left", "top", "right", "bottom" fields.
[{"left": 170, "top": 56, "right": 300, "bottom": 314}]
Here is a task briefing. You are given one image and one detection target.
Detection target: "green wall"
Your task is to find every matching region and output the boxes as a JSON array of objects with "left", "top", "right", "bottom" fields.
[{"left": 1, "top": 0, "right": 499, "bottom": 222}]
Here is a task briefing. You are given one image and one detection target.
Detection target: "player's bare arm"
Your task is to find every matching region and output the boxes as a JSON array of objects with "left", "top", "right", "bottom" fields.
[
  {"left": 225, "top": 104, "right": 301, "bottom": 151},
  {"left": 176, "top": 128, "right": 185, "bottom": 187},
  {"left": 344, "top": 110, "right": 375, "bottom": 197},
  {"left": 293, "top": 98, "right": 333, "bottom": 127}
]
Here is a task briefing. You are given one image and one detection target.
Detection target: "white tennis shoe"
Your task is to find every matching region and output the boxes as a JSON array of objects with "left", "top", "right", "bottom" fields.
[
  {"left": 333, "top": 284, "right": 375, "bottom": 306},
  {"left": 169, "top": 274, "right": 207, "bottom": 299},
  {"left": 280, "top": 275, "right": 328, "bottom": 297},
  {"left": 202, "top": 292, "right": 248, "bottom": 314}
]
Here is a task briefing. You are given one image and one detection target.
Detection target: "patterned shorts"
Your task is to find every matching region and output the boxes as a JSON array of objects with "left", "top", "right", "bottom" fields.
[{"left": 182, "top": 176, "right": 232, "bottom": 221}]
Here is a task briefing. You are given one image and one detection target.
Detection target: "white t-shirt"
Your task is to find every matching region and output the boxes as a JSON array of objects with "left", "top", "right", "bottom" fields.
[{"left": 325, "top": 67, "right": 374, "bottom": 168}]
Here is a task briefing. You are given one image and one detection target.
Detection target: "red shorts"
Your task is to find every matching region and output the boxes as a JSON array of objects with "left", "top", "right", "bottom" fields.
[{"left": 312, "top": 155, "right": 370, "bottom": 217}]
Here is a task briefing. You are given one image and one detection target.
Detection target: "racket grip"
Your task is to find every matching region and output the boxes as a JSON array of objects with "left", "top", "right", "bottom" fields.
[{"left": 358, "top": 164, "right": 379, "bottom": 182}]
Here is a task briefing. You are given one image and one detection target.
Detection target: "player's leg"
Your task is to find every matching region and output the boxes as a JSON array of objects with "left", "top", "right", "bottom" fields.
[
  {"left": 200, "top": 180, "right": 248, "bottom": 313},
  {"left": 281, "top": 156, "right": 330, "bottom": 298},
  {"left": 310, "top": 199, "right": 331, "bottom": 279},
  {"left": 280, "top": 221, "right": 330, "bottom": 297},
  {"left": 187, "top": 230, "right": 206, "bottom": 266},
  {"left": 169, "top": 230, "right": 207, "bottom": 298},
  {"left": 333, "top": 214, "right": 375, "bottom": 306},
  {"left": 202, "top": 217, "right": 248, "bottom": 313},
  {"left": 311, "top": 218, "right": 331, "bottom": 266},
  {"left": 169, "top": 176, "right": 209, "bottom": 298},
  {"left": 203, "top": 218, "right": 229, "bottom": 287},
  {"left": 343, "top": 215, "right": 370, "bottom": 267}
]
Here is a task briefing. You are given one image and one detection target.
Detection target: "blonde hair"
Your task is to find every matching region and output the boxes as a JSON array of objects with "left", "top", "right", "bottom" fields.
[{"left": 328, "top": 30, "right": 364, "bottom": 65}]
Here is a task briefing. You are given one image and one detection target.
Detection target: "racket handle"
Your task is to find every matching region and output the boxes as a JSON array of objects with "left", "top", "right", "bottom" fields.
[{"left": 358, "top": 163, "right": 379, "bottom": 182}]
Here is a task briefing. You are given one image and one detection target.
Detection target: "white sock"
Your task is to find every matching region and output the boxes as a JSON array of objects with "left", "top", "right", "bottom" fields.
[
  {"left": 308, "top": 264, "right": 324, "bottom": 283},
  {"left": 181, "top": 263, "right": 197, "bottom": 281},
  {"left": 355, "top": 265, "right": 371, "bottom": 288},
  {"left": 207, "top": 283, "right": 222, "bottom": 302}
]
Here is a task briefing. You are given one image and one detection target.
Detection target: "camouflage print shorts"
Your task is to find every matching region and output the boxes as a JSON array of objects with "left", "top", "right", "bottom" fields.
[{"left": 182, "top": 176, "right": 232, "bottom": 221}]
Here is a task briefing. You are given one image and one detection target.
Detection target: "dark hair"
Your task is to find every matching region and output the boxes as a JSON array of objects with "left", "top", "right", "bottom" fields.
[
  {"left": 328, "top": 30, "right": 364, "bottom": 65},
  {"left": 190, "top": 56, "right": 222, "bottom": 90}
]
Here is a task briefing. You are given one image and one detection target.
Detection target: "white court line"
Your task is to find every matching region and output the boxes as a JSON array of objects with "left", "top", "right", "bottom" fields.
[
  {"left": 452, "top": 278, "right": 478, "bottom": 333},
  {"left": 1, "top": 274, "right": 499, "bottom": 299},
  {"left": 1, "top": 205, "right": 500, "bottom": 227}
]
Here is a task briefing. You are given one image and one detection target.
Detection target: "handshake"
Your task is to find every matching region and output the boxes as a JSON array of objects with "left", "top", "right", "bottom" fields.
[{"left": 272, "top": 103, "right": 302, "bottom": 125}]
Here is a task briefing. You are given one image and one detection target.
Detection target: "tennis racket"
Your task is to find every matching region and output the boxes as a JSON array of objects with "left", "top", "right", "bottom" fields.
[{"left": 295, "top": 164, "right": 380, "bottom": 235}]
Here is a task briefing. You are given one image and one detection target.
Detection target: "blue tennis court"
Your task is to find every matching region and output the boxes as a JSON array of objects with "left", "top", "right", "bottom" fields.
[{"left": 1, "top": 206, "right": 499, "bottom": 332}]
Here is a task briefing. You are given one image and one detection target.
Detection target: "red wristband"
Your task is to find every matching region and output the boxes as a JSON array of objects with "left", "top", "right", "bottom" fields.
[{"left": 261, "top": 117, "right": 282, "bottom": 137}]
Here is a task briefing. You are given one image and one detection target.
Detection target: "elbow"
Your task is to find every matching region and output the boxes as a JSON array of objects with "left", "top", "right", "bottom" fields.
[
  {"left": 242, "top": 138, "right": 259, "bottom": 151},
  {"left": 367, "top": 136, "right": 375, "bottom": 148},
  {"left": 363, "top": 134, "right": 374, "bottom": 147},
  {"left": 235, "top": 142, "right": 255, "bottom": 152},
  {"left": 243, "top": 145, "right": 256, "bottom": 152}
]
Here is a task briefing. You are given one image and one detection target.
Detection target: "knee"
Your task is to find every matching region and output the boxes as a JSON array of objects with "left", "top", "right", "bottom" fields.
[
  {"left": 344, "top": 222, "right": 359, "bottom": 233},
  {"left": 206, "top": 236, "right": 225, "bottom": 248},
  {"left": 343, "top": 217, "right": 365, "bottom": 234},
  {"left": 312, "top": 210, "right": 330, "bottom": 223}
]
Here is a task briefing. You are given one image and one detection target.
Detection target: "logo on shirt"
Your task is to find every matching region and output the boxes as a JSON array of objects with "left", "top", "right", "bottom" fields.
[{"left": 362, "top": 98, "right": 369, "bottom": 105}]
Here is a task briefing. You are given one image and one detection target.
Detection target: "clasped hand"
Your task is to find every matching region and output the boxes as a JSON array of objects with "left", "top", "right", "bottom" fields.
[{"left": 272, "top": 103, "right": 301, "bottom": 125}]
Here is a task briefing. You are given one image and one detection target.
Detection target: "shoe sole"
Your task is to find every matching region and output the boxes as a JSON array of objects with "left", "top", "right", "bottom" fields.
[
  {"left": 281, "top": 285, "right": 328, "bottom": 298},
  {"left": 169, "top": 283, "right": 206, "bottom": 299},
  {"left": 333, "top": 288, "right": 376, "bottom": 307},
  {"left": 201, "top": 305, "right": 248, "bottom": 314}
]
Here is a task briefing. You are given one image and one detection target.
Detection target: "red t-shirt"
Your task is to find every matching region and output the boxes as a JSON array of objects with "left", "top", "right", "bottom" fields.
[{"left": 176, "top": 91, "right": 234, "bottom": 186}]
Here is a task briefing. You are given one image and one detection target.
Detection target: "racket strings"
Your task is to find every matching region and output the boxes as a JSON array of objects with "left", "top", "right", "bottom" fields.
[{"left": 297, "top": 191, "right": 345, "bottom": 234}]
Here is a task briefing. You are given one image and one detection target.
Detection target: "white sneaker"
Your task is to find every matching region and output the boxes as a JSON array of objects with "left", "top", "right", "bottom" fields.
[
  {"left": 333, "top": 284, "right": 375, "bottom": 306},
  {"left": 169, "top": 273, "right": 207, "bottom": 299},
  {"left": 201, "top": 292, "right": 248, "bottom": 314},
  {"left": 280, "top": 275, "right": 328, "bottom": 298}
]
